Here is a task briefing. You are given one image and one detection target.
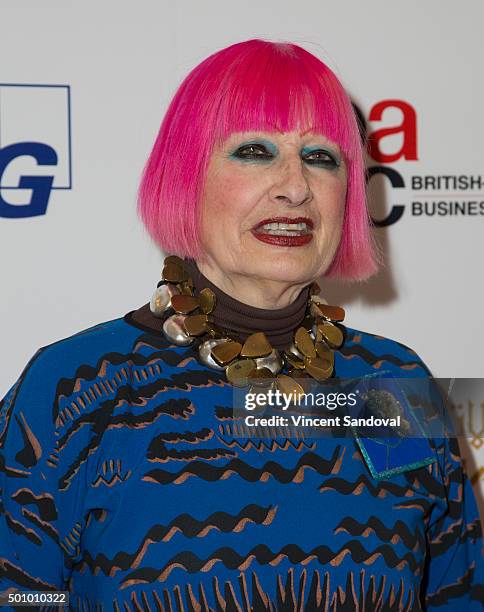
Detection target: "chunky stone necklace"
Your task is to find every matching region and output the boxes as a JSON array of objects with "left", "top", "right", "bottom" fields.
[{"left": 150, "top": 255, "right": 346, "bottom": 396}]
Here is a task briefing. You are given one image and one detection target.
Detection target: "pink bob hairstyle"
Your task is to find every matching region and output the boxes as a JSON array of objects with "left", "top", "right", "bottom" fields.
[{"left": 137, "top": 39, "right": 379, "bottom": 281}]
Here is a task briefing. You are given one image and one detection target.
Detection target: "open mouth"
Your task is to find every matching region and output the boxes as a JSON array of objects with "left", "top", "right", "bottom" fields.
[
  {"left": 251, "top": 217, "right": 314, "bottom": 246},
  {"left": 255, "top": 221, "right": 312, "bottom": 236}
]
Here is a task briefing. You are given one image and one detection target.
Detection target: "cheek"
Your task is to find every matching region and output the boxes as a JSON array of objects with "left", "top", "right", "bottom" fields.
[
  {"left": 318, "top": 180, "right": 347, "bottom": 228},
  {"left": 202, "top": 169, "right": 259, "bottom": 227}
]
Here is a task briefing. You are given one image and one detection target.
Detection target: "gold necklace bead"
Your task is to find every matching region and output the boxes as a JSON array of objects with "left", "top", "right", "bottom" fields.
[
  {"left": 226, "top": 358, "right": 257, "bottom": 386},
  {"left": 170, "top": 294, "right": 199, "bottom": 314},
  {"left": 163, "top": 255, "right": 185, "bottom": 267},
  {"left": 275, "top": 374, "right": 306, "bottom": 400},
  {"left": 199, "top": 338, "right": 230, "bottom": 370},
  {"left": 304, "top": 355, "right": 333, "bottom": 381},
  {"left": 162, "top": 261, "right": 189, "bottom": 283},
  {"left": 179, "top": 281, "right": 194, "bottom": 295},
  {"left": 211, "top": 340, "right": 242, "bottom": 366},
  {"left": 316, "top": 322, "right": 344, "bottom": 348},
  {"left": 284, "top": 370, "right": 313, "bottom": 394},
  {"left": 247, "top": 366, "right": 274, "bottom": 386},
  {"left": 315, "top": 343, "right": 335, "bottom": 365},
  {"left": 183, "top": 314, "right": 209, "bottom": 336},
  {"left": 240, "top": 332, "right": 272, "bottom": 358},
  {"left": 199, "top": 287, "right": 216, "bottom": 314},
  {"left": 294, "top": 327, "right": 317, "bottom": 359},
  {"left": 312, "top": 303, "right": 345, "bottom": 322}
]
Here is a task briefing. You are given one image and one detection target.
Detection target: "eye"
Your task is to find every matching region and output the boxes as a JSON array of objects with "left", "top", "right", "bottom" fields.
[
  {"left": 232, "top": 143, "right": 274, "bottom": 160},
  {"left": 303, "top": 149, "right": 339, "bottom": 168}
]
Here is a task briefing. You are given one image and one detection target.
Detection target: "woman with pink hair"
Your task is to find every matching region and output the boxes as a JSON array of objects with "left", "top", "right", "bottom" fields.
[{"left": 1, "top": 39, "right": 482, "bottom": 610}]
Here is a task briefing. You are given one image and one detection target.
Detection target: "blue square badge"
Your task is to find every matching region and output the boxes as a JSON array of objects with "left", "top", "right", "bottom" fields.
[{"left": 348, "top": 372, "right": 439, "bottom": 480}]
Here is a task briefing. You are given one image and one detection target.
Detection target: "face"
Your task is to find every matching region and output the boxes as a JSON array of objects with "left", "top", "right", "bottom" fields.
[{"left": 199, "top": 129, "right": 347, "bottom": 287}]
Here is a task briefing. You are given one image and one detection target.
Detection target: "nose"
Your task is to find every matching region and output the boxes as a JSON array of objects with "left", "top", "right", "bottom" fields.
[{"left": 269, "top": 157, "right": 312, "bottom": 207}]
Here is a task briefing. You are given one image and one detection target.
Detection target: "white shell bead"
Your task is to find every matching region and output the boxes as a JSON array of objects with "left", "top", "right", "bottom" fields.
[
  {"left": 162, "top": 314, "right": 194, "bottom": 346},
  {"left": 150, "top": 283, "right": 180, "bottom": 318},
  {"left": 287, "top": 342, "right": 305, "bottom": 361},
  {"left": 255, "top": 349, "right": 283, "bottom": 375}
]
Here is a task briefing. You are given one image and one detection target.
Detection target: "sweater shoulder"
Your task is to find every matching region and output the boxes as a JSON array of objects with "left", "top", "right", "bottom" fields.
[
  {"left": 339, "top": 325, "right": 433, "bottom": 377},
  {"left": 35, "top": 315, "right": 144, "bottom": 365},
  {"left": 6, "top": 314, "right": 156, "bottom": 399}
]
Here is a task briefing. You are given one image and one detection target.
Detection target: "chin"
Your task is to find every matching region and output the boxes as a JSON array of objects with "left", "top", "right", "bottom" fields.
[{"left": 247, "top": 259, "right": 318, "bottom": 285}]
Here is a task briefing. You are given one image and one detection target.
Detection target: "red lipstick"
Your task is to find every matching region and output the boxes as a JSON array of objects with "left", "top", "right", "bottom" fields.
[{"left": 251, "top": 216, "right": 314, "bottom": 247}]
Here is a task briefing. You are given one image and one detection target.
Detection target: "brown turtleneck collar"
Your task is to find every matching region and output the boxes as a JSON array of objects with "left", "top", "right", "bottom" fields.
[{"left": 127, "top": 258, "right": 312, "bottom": 350}]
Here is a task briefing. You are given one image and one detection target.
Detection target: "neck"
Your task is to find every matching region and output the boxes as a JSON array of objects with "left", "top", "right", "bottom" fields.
[
  {"left": 195, "top": 260, "right": 309, "bottom": 310},
  {"left": 181, "top": 257, "right": 313, "bottom": 350}
]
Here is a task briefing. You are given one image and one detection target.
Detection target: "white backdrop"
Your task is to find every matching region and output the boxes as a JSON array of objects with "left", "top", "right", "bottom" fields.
[{"left": 1, "top": 0, "right": 483, "bottom": 508}]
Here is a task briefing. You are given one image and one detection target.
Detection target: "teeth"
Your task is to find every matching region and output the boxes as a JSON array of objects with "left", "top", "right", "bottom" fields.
[
  {"left": 264, "top": 230, "right": 305, "bottom": 236},
  {"left": 258, "top": 222, "right": 311, "bottom": 234}
]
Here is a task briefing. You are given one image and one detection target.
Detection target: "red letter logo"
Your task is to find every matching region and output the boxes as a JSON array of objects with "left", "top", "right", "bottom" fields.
[{"left": 368, "top": 100, "right": 417, "bottom": 163}]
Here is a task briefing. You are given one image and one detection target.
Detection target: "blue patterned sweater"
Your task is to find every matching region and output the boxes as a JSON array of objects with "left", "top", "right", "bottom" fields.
[{"left": 0, "top": 309, "right": 482, "bottom": 611}]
